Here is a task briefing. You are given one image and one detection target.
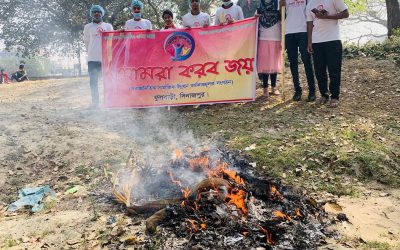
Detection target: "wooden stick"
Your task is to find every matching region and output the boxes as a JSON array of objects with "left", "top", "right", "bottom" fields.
[{"left": 281, "top": 6, "right": 286, "bottom": 101}]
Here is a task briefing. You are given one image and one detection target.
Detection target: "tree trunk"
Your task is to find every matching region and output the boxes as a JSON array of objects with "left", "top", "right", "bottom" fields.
[
  {"left": 385, "top": 0, "right": 400, "bottom": 37},
  {"left": 76, "top": 43, "right": 82, "bottom": 76}
]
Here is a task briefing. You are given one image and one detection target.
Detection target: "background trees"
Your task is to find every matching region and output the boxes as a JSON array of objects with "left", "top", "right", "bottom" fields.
[{"left": 0, "top": 0, "right": 398, "bottom": 75}]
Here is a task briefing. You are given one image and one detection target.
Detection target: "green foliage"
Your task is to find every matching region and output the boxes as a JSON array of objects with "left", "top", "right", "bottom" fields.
[
  {"left": 344, "top": 0, "right": 369, "bottom": 13},
  {"left": 344, "top": 28, "right": 400, "bottom": 65}
]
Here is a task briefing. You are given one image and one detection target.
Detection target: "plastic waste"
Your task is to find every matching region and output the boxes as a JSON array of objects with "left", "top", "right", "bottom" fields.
[{"left": 7, "top": 185, "right": 56, "bottom": 213}]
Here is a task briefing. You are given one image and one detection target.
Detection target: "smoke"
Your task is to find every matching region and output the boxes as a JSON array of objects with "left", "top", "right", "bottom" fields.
[{"left": 111, "top": 108, "right": 220, "bottom": 205}]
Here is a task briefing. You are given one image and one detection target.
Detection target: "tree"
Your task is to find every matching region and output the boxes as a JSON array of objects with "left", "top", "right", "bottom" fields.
[
  {"left": 0, "top": 0, "right": 219, "bottom": 76},
  {"left": 385, "top": 0, "right": 400, "bottom": 37}
]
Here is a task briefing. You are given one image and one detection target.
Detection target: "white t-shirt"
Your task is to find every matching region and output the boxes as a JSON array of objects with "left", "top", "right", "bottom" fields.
[
  {"left": 125, "top": 19, "right": 152, "bottom": 30},
  {"left": 182, "top": 12, "right": 211, "bottom": 28},
  {"left": 214, "top": 5, "right": 245, "bottom": 25},
  {"left": 285, "top": 0, "right": 308, "bottom": 34},
  {"left": 259, "top": 22, "right": 281, "bottom": 41},
  {"left": 306, "top": 0, "right": 348, "bottom": 43},
  {"left": 83, "top": 22, "right": 114, "bottom": 62}
]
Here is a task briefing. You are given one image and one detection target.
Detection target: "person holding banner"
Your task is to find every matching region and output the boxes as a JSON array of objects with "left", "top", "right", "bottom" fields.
[
  {"left": 161, "top": 10, "right": 177, "bottom": 30},
  {"left": 280, "top": 0, "right": 316, "bottom": 102},
  {"left": 83, "top": 5, "right": 113, "bottom": 108},
  {"left": 214, "top": 0, "right": 244, "bottom": 25},
  {"left": 256, "top": 0, "right": 282, "bottom": 98},
  {"left": 306, "top": 0, "right": 349, "bottom": 108},
  {"left": 237, "top": 0, "right": 261, "bottom": 18},
  {"left": 125, "top": 0, "right": 152, "bottom": 30},
  {"left": 182, "top": 0, "right": 211, "bottom": 28}
]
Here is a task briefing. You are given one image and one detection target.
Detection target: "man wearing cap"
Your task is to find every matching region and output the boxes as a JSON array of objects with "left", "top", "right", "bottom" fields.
[
  {"left": 125, "top": 0, "right": 152, "bottom": 30},
  {"left": 182, "top": 0, "right": 211, "bottom": 28},
  {"left": 83, "top": 5, "right": 113, "bottom": 108}
]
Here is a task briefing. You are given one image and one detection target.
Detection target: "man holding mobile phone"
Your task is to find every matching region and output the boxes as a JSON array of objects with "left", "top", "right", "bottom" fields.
[{"left": 306, "top": 0, "right": 349, "bottom": 108}]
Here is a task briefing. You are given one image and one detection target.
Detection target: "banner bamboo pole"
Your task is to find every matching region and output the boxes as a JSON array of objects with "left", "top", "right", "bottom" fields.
[{"left": 281, "top": 6, "right": 286, "bottom": 101}]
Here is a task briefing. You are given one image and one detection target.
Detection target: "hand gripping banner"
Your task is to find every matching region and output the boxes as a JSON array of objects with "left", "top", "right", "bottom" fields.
[{"left": 102, "top": 17, "right": 258, "bottom": 108}]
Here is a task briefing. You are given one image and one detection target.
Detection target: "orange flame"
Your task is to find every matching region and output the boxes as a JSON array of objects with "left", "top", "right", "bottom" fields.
[
  {"left": 227, "top": 189, "right": 248, "bottom": 215},
  {"left": 172, "top": 149, "right": 183, "bottom": 162},
  {"left": 222, "top": 169, "right": 245, "bottom": 185},
  {"left": 182, "top": 187, "right": 191, "bottom": 199},
  {"left": 270, "top": 185, "right": 284, "bottom": 200},
  {"left": 189, "top": 157, "right": 209, "bottom": 170},
  {"left": 273, "top": 210, "right": 292, "bottom": 221},
  {"left": 168, "top": 171, "right": 182, "bottom": 187},
  {"left": 295, "top": 208, "right": 304, "bottom": 219},
  {"left": 188, "top": 219, "right": 199, "bottom": 232}
]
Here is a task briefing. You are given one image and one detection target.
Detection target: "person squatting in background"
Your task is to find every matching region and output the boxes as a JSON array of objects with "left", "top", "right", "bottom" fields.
[
  {"left": 125, "top": 0, "right": 152, "bottom": 30},
  {"left": 10, "top": 64, "right": 29, "bottom": 82},
  {"left": 280, "top": 0, "right": 316, "bottom": 102},
  {"left": 256, "top": 0, "right": 282, "bottom": 98},
  {"left": 182, "top": 0, "right": 211, "bottom": 28},
  {"left": 83, "top": 5, "right": 113, "bottom": 108},
  {"left": 306, "top": 0, "right": 349, "bottom": 108},
  {"left": 0, "top": 69, "right": 10, "bottom": 84},
  {"left": 161, "top": 10, "right": 176, "bottom": 30},
  {"left": 214, "top": 0, "right": 245, "bottom": 25}
]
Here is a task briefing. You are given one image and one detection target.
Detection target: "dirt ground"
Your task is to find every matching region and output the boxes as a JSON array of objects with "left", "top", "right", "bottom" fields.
[{"left": 0, "top": 58, "right": 399, "bottom": 249}]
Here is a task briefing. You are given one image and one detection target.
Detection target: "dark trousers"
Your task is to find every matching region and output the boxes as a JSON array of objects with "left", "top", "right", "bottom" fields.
[
  {"left": 285, "top": 32, "right": 315, "bottom": 94},
  {"left": 258, "top": 73, "right": 277, "bottom": 88},
  {"left": 11, "top": 74, "right": 28, "bottom": 82},
  {"left": 88, "top": 61, "right": 102, "bottom": 105},
  {"left": 312, "top": 40, "right": 343, "bottom": 100}
]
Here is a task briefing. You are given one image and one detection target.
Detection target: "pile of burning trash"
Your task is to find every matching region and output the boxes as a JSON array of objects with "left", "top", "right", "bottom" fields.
[{"left": 112, "top": 146, "right": 329, "bottom": 249}]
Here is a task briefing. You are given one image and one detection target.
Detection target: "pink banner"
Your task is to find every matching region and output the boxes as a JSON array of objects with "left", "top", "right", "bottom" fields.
[{"left": 102, "top": 17, "right": 258, "bottom": 108}]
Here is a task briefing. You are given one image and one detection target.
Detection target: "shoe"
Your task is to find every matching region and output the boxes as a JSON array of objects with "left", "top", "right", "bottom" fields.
[
  {"left": 292, "top": 92, "right": 302, "bottom": 101},
  {"left": 270, "top": 87, "right": 280, "bottom": 95},
  {"left": 328, "top": 99, "right": 339, "bottom": 108},
  {"left": 307, "top": 93, "right": 316, "bottom": 102},
  {"left": 316, "top": 96, "right": 329, "bottom": 106},
  {"left": 262, "top": 88, "right": 269, "bottom": 98}
]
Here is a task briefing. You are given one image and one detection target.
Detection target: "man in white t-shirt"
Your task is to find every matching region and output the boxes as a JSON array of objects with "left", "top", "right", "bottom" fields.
[
  {"left": 125, "top": 0, "right": 152, "bottom": 30},
  {"left": 306, "top": 0, "right": 349, "bottom": 108},
  {"left": 280, "top": 0, "right": 316, "bottom": 102},
  {"left": 182, "top": 0, "right": 211, "bottom": 28},
  {"left": 214, "top": 0, "right": 244, "bottom": 25},
  {"left": 83, "top": 5, "right": 113, "bottom": 108}
]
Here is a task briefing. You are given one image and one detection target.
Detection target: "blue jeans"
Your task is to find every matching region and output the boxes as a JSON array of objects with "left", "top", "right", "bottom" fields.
[{"left": 88, "top": 61, "right": 102, "bottom": 105}]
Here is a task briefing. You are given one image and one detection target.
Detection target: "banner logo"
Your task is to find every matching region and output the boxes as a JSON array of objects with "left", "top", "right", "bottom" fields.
[{"left": 164, "top": 32, "right": 195, "bottom": 61}]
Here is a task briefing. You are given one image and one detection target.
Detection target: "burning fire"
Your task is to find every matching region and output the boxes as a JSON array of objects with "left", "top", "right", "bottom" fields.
[
  {"left": 274, "top": 210, "right": 292, "bottom": 221},
  {"left": 112, "top": 145, "right": 312, "bottom": 247}
]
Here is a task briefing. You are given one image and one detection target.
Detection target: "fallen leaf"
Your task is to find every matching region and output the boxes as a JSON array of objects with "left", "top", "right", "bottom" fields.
[{"left": 324, "top": 202, "right": 343, "bottom": 214}]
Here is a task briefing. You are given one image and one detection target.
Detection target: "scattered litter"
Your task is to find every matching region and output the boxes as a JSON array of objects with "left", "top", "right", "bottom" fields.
[
  {"left": 64, "top": 186, "right": 80, "bottom": 195},
  {"left": 7, "top": 185, "right": 56, "bottom": 213},
  {"left": 244, "top": 144, "right": 256, "bottom": 151}
]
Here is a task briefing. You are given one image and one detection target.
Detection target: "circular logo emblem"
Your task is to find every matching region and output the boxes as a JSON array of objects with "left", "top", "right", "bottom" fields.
[{"left": 164, "top": 32, "right": 195, "bottom": 61}]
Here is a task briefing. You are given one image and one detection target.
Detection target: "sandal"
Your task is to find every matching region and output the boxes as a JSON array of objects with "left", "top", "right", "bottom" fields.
[
  {"left": 328, "top": 99, "right": 340, "bottom": 108},
  {"left": 270, "top": 87, "right": 280, "bottom": 95},
  {"left": 262, "top": 88, "right": 269, "bottom": 98},
  {"left": 316, "top": 96, "right": 329, "bottom": 106}
]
